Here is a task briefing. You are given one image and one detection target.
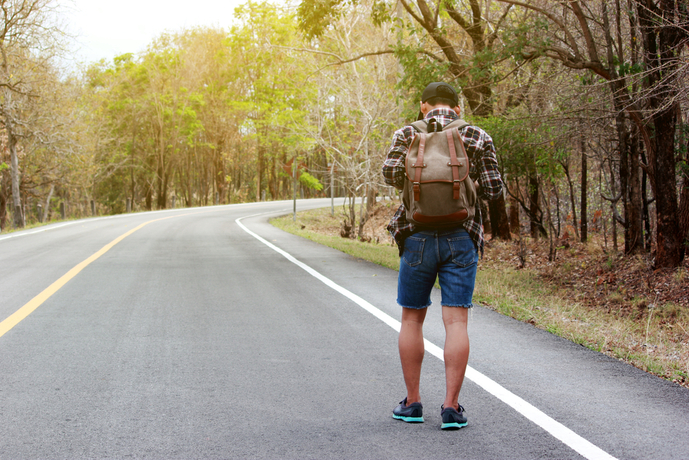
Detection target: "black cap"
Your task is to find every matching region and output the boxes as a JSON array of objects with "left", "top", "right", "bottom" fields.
[{"left": 421, "top": 82, "right": 459, "bottom": 106}]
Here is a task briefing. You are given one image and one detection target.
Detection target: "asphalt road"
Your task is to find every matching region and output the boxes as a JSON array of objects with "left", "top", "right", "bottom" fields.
[{"left": 1, "top": 199, "right": 688, "bottom": 459}]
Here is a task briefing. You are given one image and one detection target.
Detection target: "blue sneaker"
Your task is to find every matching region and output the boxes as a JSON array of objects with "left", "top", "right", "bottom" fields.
[
  {"left": 392, "top": 398, "right": 424, "bottom": 423},
  {"left": 440, "top": 405, "right": 467, "bottom": 430}
]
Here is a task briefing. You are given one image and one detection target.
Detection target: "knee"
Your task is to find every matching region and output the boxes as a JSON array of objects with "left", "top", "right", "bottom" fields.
[{"left": 442, "top": 307, "right": 468, "bottom": 327}]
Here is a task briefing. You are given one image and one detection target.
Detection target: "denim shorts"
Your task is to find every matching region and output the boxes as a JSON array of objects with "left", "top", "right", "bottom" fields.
[{"left": 397, "top": 228, "right": 478, "bottom": 309}]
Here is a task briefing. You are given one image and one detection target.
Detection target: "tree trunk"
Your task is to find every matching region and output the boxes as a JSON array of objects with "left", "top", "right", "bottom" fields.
[
  {"left": 42, "top": 185, "right": 54, "bottom": 223},
  {"left": 215, "top": 140, "right": 225, "bottom": 204},
  {"left": 508, "top": 192, "right": 519, "bottom": 235},
  {"left": 145, "top": 186, "right": 152, "bottom": 211},
  {"left": 366, "top": 184, "right": 377, "bottom": 215},
  {"left": 480, "top": 199, "right": 491, "bottom": 235},
  {"left": 529, "top": 175, "right": 544, "bottom": 239},
  {"left": 268, "top": 155, "right": 277, "bottom": 200},
  {"left": 257, "top": 145, "right": 264, "bottom": 202},
  {"left": 357, "top": 186, "right": 367, "bottom": 239},
  {"left": 613, "top": 106, "right": 644, "bottom": 253},
  {"left": 578, "top": 132, "right": 587, "bottom": 242},
  {"left": 679, "top": 171, "right": 689, "bottom": 250},
  {"left": 679, "top": 122, "right": 689, "bottom": 248},
  {"left": 636, "top": 0, "right": 686, "bottom": 267},
  {"left": 489, "top": 193, "right": 511, "bottom": 241},
  {"left": 564, "top": 166, "right": 579, "bottom": 240},
  {"left": 8, "top": 123, "right": 24, "bottom": 228},
  {"left": 0, "top": 175, "right": 7, "bottom": 231},
  {"left": 639, "top": 146, "right": 652, "bottom": 250},
  {"left": 156, "top": 163, "right": 166, "bottom": 209},
  {"left": 628, "top": 126, "right": 644, "bottom": 252},
  {"left": 652, "top": 106, "right": 683, "bottom": 267}
]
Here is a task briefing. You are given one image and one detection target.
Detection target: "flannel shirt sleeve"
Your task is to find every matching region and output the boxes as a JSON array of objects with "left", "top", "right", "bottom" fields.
[
  {"left": 382, "top": 126, "right": 414, "bottom": 190},
  {"left": 468, "top": 128, "right": 503, "bottom": 201},
  {"left": 479, "top": 131, "right": 503, "bottom": 201}
]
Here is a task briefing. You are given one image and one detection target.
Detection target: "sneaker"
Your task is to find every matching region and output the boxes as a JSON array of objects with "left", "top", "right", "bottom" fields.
[
  {"left": 392, "top": 398, "right": 424, "bottom": 423},
  {"left": 440, "top": 404, "right": 467, "bottom": 430}
]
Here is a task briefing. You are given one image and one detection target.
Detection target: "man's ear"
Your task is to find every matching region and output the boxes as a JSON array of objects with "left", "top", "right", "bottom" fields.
[
  {"left": 420, "top": 101, "right": 429, "bottom": 115},
  {"left": 453, "top": 105, "right": 461, "bottom": 116}
]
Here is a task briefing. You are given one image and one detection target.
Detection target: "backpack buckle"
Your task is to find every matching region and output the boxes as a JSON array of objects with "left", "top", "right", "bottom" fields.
[
  {"left": 452, "top": 181, "right": 460, "bottom": 200},
  {"left": 413, "top": 183, "right": 421, "bottom": 201}
]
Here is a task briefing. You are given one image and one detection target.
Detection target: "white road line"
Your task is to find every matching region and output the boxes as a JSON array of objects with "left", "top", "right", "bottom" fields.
[
  {"left": 0, "top": 221, "right": 81, "bottom": 241},
  {"left": 237, "top": 214, "right": 618, "bottom": 460}
]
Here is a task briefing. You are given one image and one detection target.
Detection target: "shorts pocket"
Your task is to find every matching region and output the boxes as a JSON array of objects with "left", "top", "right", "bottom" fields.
[
  {"left": 402, "top": 236, "right": 425, "bottom": 267},
  {"left": 448, "top": 236, "right": 478, "bottom": 268}
]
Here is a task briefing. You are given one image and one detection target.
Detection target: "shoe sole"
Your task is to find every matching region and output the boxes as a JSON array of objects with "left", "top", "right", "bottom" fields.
[
  {"left": 441, "top": 421, "right": 467, "bottom": 430},
  {"left": 392, "top": 414, "right": 424, "bottom": 423}
]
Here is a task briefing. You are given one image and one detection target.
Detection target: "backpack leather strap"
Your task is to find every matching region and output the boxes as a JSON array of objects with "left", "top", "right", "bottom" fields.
[
  {"left": 446, "top": 129, "right": 462, "bottom": 200},
  {"left": 412, "top": 133, "right": 427, "bottom": 201}
]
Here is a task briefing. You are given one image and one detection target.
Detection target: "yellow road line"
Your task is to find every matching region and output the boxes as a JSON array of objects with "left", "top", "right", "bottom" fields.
[{"left": 0, "top": 214, "right": 184, "bottom": 339}]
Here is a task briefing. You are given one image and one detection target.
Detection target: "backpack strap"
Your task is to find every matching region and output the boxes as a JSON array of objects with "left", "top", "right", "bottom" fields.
[
  {"left": 412, "top": 132, "right": 427, "bottom": 202},
  {"left": 409, "top": 120, "right": 435, "bottom": 201},
  {"left": 443, "top": 119, "right": 470, "bottom": 200},
  {"left": 446, "top": 128, "right": 470, "bottom": 200}
]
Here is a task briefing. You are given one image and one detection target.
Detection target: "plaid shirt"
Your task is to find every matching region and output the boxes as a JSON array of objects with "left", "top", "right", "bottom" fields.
[{"left": 382, "top": 108, "right": 503, "bottom": 255}]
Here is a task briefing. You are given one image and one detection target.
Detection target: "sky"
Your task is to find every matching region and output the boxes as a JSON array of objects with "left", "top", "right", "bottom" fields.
[{"left": 66, "top": 0, "right": 248, "bottom": 66}]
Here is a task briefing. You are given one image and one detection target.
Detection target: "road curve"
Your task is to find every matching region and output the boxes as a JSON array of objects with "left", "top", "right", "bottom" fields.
[{"left": 1, "top": 199, "right": 687, "bottom": 459}]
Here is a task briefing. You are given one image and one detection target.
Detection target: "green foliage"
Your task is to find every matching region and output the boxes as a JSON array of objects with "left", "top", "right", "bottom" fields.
[
  {"left": 296, "top": 0, "right": 350, "bottom": 39},
  {"left": 474, "top": 114, "right": 564, "bottom": 183},
  {"left": 617, "top": 61, "right": 644, "bottom": 77},
  {"left": 76, "top": 2, "right": 324, "bottom": 211},
  {"left": 370, "top": 0, "right": 393, "bottom": 26},
  {"left": 0, "top": 162, "right": 8, "bottom": 173},
  {"left": 393, "top": 42, "right": 451, "bottom": 119},
  {"left": 298, "top": 171, "right": 324, "bottom": 191}
]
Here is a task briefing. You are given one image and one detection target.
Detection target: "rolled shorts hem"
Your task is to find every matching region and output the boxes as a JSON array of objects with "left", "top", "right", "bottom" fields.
[
  {"left": 442, "top": 302, "right": 474, "bottom": 309},
  {"left": 397, "top": 300, "right": 432, "bottom": 310}
]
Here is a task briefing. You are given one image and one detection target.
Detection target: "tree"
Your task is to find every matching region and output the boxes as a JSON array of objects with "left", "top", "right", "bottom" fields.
[
  {"left": 227, "top": 2, "right": 318, "bottom": 203},
  {"left": 497, "top": 0, "right": 688, "bottom": 267},
  {"left": 0, "top": 0, "right": 67, "bottom": 228},
  {"left": 298, "top": 0, "right": 514, "bottom": 240},
  {"left": 297, "top": 0, "right": 401, "bottom": 239}
]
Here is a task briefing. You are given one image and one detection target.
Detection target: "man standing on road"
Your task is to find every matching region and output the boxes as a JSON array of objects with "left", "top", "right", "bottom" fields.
[{"left": 382, "top": 82, "right": 503, "bottom": 430}]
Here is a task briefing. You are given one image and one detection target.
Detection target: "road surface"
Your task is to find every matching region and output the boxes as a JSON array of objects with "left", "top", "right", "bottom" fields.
[{"left": 1, "top": 199, "right": 688, "bottom": 459}]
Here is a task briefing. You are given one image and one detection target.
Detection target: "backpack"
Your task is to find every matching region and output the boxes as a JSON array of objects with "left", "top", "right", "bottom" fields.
[{"left": 402, "top": 118, "right": 477, "bottom": 227}]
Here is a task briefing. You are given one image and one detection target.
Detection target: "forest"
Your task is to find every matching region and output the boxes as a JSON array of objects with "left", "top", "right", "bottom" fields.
[{"left": 1, "top": 0, "right": 688, "bottom": 269}]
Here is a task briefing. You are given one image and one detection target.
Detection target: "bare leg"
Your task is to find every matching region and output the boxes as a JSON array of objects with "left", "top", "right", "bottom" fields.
[
  {"left": 399, "top": 307, "right": 427, "bottom": 404},
  {"left": 442, "top": 306, "right": 470, "bottom": 410}
]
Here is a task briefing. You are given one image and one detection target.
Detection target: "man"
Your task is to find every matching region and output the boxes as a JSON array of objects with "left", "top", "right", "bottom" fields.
[{"left": 382, "top": 82, "right": 503, "bottom": 430}]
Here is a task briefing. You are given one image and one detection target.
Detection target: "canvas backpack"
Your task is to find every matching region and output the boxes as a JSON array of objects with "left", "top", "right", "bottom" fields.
[{"left": 402, "top": 118, "right": 477, "bottom": 227}]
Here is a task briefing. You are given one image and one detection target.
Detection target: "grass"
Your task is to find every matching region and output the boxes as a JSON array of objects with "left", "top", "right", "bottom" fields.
[
  {"left": 271, "top": 205, "right": 689, "bottom": 388},
  {"left": 272, "top": 206, "right": 401, "bottom": 271}
]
